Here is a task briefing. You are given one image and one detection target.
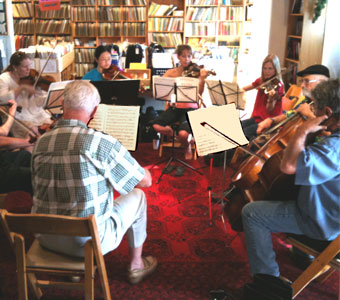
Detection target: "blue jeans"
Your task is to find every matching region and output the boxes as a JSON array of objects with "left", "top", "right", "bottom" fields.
[{"left": 242, "top": 201, "right": 304, "bottom": 277}]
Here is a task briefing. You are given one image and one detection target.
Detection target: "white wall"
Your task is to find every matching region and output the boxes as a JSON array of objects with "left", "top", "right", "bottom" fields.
[{"left": 322, "top": 0, "right": 340, "bottom": 78}]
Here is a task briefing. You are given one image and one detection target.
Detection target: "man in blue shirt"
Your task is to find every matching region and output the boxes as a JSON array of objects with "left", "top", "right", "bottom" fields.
[{"left": 242, "top": 78, "right": 340, "bottom": 278}]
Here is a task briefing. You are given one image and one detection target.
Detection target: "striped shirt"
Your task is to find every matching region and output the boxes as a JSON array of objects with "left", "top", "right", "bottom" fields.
[{"left": 31, "top": 119, "right": 145, "bottom": 225}]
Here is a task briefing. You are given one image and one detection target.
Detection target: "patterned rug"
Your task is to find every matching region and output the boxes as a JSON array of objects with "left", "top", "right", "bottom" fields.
[{"left": 0, "top": 143, "right": 338, "bottom": 299}]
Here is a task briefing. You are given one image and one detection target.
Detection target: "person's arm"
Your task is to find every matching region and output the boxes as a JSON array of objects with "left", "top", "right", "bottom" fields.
[
  {"left": 136, "top": 168, "right": 152, "bottom": 188},
  {"left": 198, "top": 69, "right": 209, "bottom": 96},
  {"left": 0, "top": 135, "right": 33, "bottom": 151},
  {"left": 0, "top": 100, "right": 17, "bottom": 136},
  {"left": 256, "top": 113, "right": 287, "bottom": 134},
  {"left": 280, "top": 114, "right": 328, "bottom": 174},
  {"left": 241, "top": 83, "right": 254, "bottom": 92}
]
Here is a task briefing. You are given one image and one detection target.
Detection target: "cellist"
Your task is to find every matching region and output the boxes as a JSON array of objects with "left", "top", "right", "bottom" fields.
[
  {"left": 256, "top": 64, "right": 330, "bottom": 135},
  {"left": 241, "top": 79, "right": 340, "bottom": 285}
]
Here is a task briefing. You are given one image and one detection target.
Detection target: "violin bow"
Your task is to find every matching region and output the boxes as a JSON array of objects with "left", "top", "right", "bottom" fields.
[{"left": 33, "top": 42, "right": 58, "bottom": 90}]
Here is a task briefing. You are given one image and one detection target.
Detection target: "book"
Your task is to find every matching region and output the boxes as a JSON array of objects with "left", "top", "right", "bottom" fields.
[{"left": 89, "top": 104, "right": 140, "bottom": 151}]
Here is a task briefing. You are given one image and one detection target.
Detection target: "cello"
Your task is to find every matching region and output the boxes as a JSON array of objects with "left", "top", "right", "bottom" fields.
[{"left": 224, "top": 112, "right": 307, "bottom": 231}]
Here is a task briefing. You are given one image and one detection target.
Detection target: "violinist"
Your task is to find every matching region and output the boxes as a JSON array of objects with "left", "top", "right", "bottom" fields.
[
  {"left": 241, "top": 79, "right": 340, "bottom": 286},
  {"left": 0, "top": 99, "right": 33, "bottom": 195},
  {"left": 239, "top": 54, "right": 284, "bottom": 141},
  {"left": 0, "top": 51, "right": 52, "bottom": 138},
  {"left": 256, "top": 64, "right": 330, "bottom": 135},
  {"left": 82, "top": 45, "right": 112, "bottom": 81},
  {"left": 152, "top": 44, "right": 210, "bottom": 161}
]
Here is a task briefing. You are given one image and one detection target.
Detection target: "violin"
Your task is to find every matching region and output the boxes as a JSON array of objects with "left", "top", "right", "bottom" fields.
[
  {"left": 20, "top": 69, "right": 55, "bottom": 92},
  {"left": 257, "top": 76, "right": 282, "bottom": 94},
  {"left": 182, "top": 62, "right": 216, "bottom": 78},
  {"left": 102, "top": 65, "right": 133, "bottom": 80}
]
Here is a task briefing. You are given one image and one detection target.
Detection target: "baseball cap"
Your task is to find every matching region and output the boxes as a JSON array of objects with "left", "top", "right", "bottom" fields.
[{"left": 297, "top": 64, "right": 330, "bottom": 78}]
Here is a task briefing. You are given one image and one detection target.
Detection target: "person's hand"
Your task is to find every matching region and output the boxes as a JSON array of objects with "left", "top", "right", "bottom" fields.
[
  {"left": 295, "top": 103, "right": 314, "bottom": 118},
  {"left": 199, "top": 69, "right": 210, "bottom": 79},
  {"left": 268, "top": 89, "right": 277, "bottom": 98},
  {"left": 7, "top": 99, "right": 17, "bottom": 115},
  {"left": 296, "top": 114, "right": 328, "bottom": 136},
  {"left": 256, "top": 118, "right": 273, "bottom": 134}
]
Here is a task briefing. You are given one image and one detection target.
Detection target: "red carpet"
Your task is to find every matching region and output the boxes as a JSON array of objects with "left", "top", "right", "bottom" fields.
[{"left": 0, "top": 143, "right": 338, "bottom": 299}]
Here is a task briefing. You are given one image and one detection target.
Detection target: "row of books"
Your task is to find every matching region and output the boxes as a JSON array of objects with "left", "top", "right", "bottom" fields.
[
  {"left": 98, "top": 0, "right": 146, "bottom": 4},
  {"left": 98, "top": 23, "right": 121, "bottom": 36},
  {"left": 217, "top": 36, "right": 240, "bottom": 46},
  {"left": 148, "top": 3, "right": 178, "bottom": 17},
  {"left": 71, "top": 0, "right": 146, "bottom": 5},
  {"left": 15, "top": 35, "right": 34, "bottom": 49},
  {"left": 287, "top": 37, "right": 301, "bottom": 60},
  {"left": 220, "top": 6, "right": 243, "bottom": 21},
  {"left": 186, "top": 0, "right": 242, "bottom": 4},
  {"left": 36, "top": 20, "right": 71, "bottom": 34},
  {"left": 291, "top": 0, "right": 304, "bottom": 14},
  {"left": 98, "top": 7, "right": 122, "bottom": 21},
  {"left": 75, "top": 63, "right": 95, "bottom": 77},
  {"left": 74, "top": 22, "right": 145, "bottom": 36},
  {"left": 36, "top": 4, "right": 70, "bottom": 19},
  {"left": 14, "top": 20, "right": 34, "bottom": 34},
  {"left": 185, "top": 22, "right": 216, "bottom": 36},
  {"left": 75, "top": 49, "right": 95, "bottom": 63},
  {"left": 12, "top": 3, "right": 33, "bottom": 18},
  {"left": 148, "top": 17, "right": 184, "bottom": 32},
  {"left": 71, "top": 0, "right": 95, "bottom": 5},
  {"left": 186, "top": 0, "right": 219, "bottom": 5},
  {"left": 72, "top": 7, "right": 96, "bottom": 21},
  {"left": 186, "top": 7, "right": 217, "bottom": 21},
  {"left": 122, "top": 23, "right": 145, "bottom": 36},
  {"left": 122, "top": 7, "right": 146, "bottom": 21},
  {"left": 149, "top": 33, "right": 182, "bottom": 47},
  {"left": 218, "top": 21, "right": 242, "bottom": 35}
]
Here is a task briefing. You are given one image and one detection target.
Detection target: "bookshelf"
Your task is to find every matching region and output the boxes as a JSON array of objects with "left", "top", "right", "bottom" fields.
[
  {"left": 184, "top": 0, "right": 246, "bottom": 61},
  {"left": 284, "top": 0, "right": 327, "bottom": 85},
  {"left": 71, "top": 0, "right": 147, "bottom": 77},
  {"left": 148, "top": 0, "right": 184, "bottom": 48}
]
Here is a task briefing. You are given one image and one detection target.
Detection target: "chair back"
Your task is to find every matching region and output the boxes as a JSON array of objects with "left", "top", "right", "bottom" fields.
[{"left": 0, "top": 209, "right": 111, "bottom": 300}]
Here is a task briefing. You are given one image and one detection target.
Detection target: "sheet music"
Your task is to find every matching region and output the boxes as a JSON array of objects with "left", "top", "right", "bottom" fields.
[
  {"left": 153, "top": 76, "right": 199, "bottom": 103},
  {"left": 89, "top": 104, "right": 140, "bottom": 151},
  {"left": 187, "top": 104, "right": 248, "bottom": 157},
  {"left": 206, "top": 79, "right": 246, "bottom": 109}
]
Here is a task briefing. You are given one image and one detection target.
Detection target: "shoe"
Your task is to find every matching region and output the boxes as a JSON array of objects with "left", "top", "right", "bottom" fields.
[
  {"left": 128, "top": 256, "right": 157, "bottom": 284},
  {"left": 174, "top": 166, "right": 185, "bottom": 177},
  {"left": 163, "top": 164, "right": 176, "bottom": 174}
]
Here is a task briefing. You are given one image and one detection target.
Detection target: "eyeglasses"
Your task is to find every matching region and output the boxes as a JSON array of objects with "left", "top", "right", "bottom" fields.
[{"left": 300, "top": 79, "right": 319, "bottom": 86}]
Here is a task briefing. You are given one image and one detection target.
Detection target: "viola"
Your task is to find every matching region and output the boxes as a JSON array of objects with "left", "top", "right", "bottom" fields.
[
  {"left": 182, "top": 62, "right": 216, "bottom": 78},
  {"left": 257, "top": 76, "right": 282, "bottom": 95},
  {"left": 20, "top": 69, "right": 55, "bottom": 92},
  {"left": 102, "top": 65, "right": 133, "bottom": 80}
]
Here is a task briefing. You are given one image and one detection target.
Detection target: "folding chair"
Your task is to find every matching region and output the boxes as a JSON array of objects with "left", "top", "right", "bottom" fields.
[
  {"left": 0, "top": 209, "right": 111, "bottom": 300},
  {"left": 285, "top": 234, "right": 340, "bottom": 299}
]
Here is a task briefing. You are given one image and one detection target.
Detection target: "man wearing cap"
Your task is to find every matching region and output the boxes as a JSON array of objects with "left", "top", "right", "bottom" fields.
[{"left": 256, "top": 64, "right": 330, "bottom": 134}]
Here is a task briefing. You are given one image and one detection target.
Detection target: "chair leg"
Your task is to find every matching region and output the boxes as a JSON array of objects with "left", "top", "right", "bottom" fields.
[
  {"left": 27, "top": 273, "right": 43, "bottom": 300},
  {"left": 85, "top": 241, "right": 94, "bottom": 300},
  {"left": 14, "top": 235, "right": 29, "bottom": 300},
  {"left": 292, "top": 236, "right": 340, "bottom": 298}
]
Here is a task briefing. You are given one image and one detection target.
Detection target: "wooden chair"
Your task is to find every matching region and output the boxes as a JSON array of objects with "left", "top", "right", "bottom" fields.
[
  {"left": 158, "top": 102, "right": 197, "bottom": 159},
  {"left": 285, "top": 234, "right": 340, "bottom": 299},
  {"left": 0, "top": 209, "right": 111, "bottom": 300}
]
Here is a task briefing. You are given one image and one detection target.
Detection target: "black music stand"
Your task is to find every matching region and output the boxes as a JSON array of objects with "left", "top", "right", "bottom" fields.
[{"left": 151, "top": 77, "right": 203, "bottom": 184}]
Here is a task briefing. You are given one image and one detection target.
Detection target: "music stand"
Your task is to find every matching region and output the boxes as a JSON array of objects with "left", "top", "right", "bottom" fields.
[
  {"left": 203, "top": 80, "right": 245, "bottom": 215},
  {"left": 90, "top": 79, "right": 141, "bottom": 106},
  {"left": 152, "top": 76, "right": 203, "bottom": 184},
  {"left": 44, "top": 80, "right": 74, "bottom": 118}
]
